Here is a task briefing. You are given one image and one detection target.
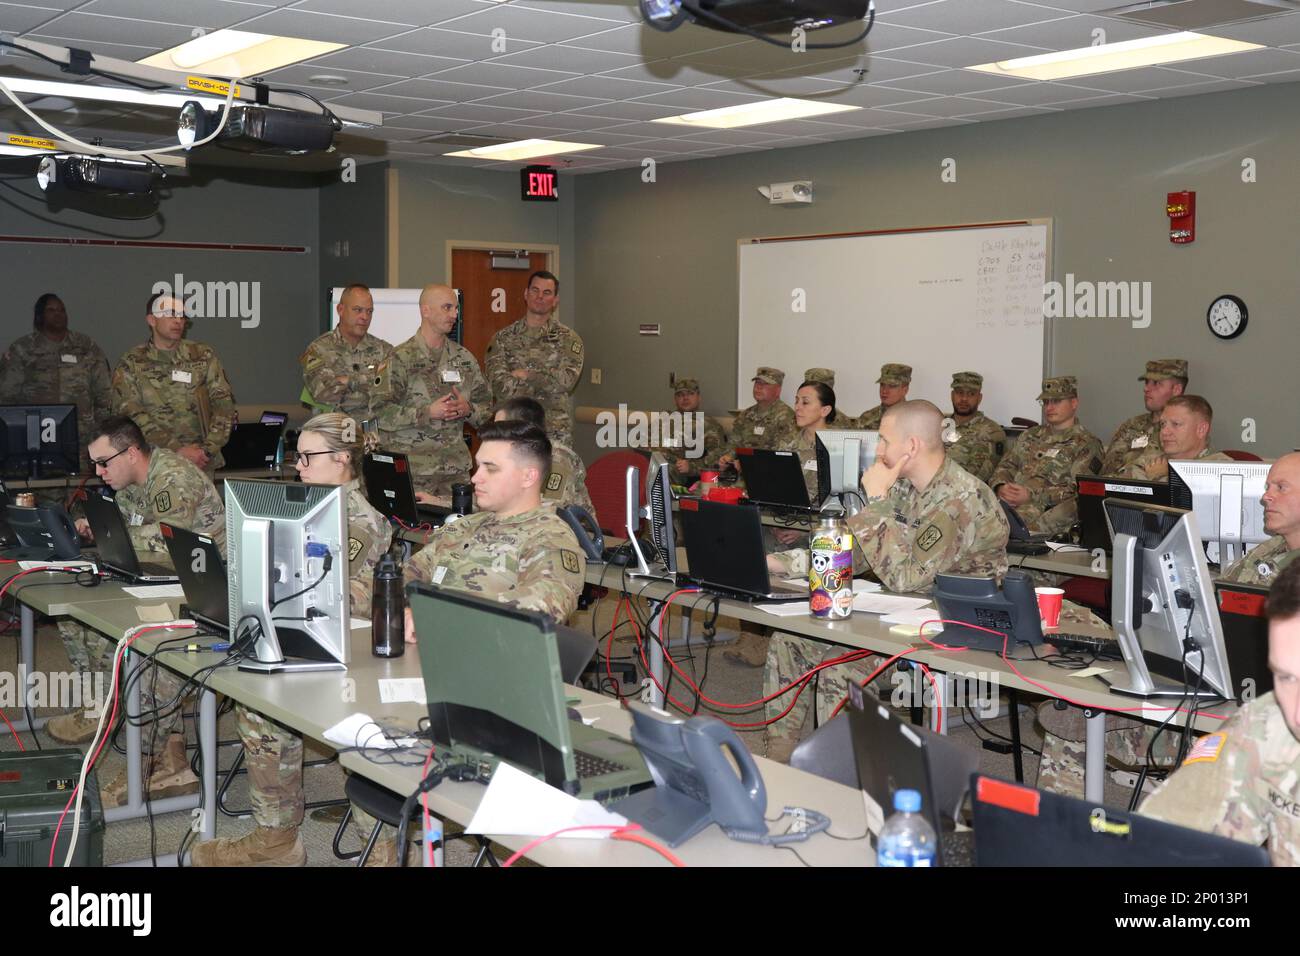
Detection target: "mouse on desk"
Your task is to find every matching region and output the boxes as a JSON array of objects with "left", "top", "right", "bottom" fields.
[{"left": 566, "top": 706, "right": 583, "bottom": 722}]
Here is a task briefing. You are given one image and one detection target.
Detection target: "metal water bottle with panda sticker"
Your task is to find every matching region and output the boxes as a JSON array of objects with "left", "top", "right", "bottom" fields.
[{"left": 809, "top": 514, "right": 854, "bottom": 619}]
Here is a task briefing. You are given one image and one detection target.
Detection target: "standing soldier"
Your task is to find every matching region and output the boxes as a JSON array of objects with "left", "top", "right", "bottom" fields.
[
  {"left": 717, "top": 367, "right": 797, "bottom": 467},
  {"left": 112, "top": 292, "right": 235, "bottom": 475},
  {"left": 943, "top": 371, "right": 1006, "bottom": 485},
  {"left": 1101, "top": 359, "right": 1188, "bottom": 475},
  {"left": 300, "top": 283, "right": 394, "bottom": 426},
  {"left": 485, "top": 271, "right": 583, "bottom": 446},
  {"left": 851, "top": 363, "right": 911, "bottom": 430},
  {"left": 378, "top": 284, "right": 491, "bottom": 498},
  {"left": 0, "top": 293, "right": 113, "bottom": 472}
]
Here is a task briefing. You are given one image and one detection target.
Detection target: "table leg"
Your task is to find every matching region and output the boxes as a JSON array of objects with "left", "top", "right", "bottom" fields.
[
  {"left": 1007, "top": 688, "right": 1024, "bottom": 784},
  {"left": 646, "top": 600, "right": 664, "bottom": 707},
  {"left": 1085, "top": 709, "right": 1105, "bottom": 803},
  {"left": 11, "top": 605, "right": 47, "bottom": 733},
  {"left": 198, "top": 687, "right": 217, "bottom": 842}
]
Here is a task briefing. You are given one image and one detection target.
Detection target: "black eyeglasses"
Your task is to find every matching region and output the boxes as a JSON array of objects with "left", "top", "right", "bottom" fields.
[
  {"left": 293, "top": 449, "right": 334, "bottom": 465},
  {"left": 91, "top": 447, "right": 132, "bottom": 469}
]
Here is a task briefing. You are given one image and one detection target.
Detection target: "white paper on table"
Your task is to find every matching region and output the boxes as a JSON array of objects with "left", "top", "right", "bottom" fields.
[
  {"left": 852, "top": 580, "right": 882, "bottom": 594},
  {"left": 323, "top": 712, "right": 417, "bottom": 750},
  {"left": 1068, "top": 667, "right": 1111, "bottom": 679},
  {"left": 467, "top": 761, "right": 627, "bottom": 838},
  {"left": 879, "top": 607, "right": 944, "bottom": 631},
  {"left": 18, "top": 560, "right": 96, "bottom": 571},
  {"left": 124, "top": 584, "right": 186, "bottom": 599},
  {"left": 754, "top": 601, "right": 812, "bottom": 617},
  {"left": 852, "top": 593, "right": 931, "bottom": 615},
  {"left": 135, "top": 603, "right": 176, "bottom": 623},
  {"left": 778, "top": 578, "right": 810, "bottom": 590},
  {"left": 350, "top": 617, "right": 370, "bottom": 630},
  {"left": 1045, "top": 541, "right": 1079, "bottom": 552},
  {"left": 378, "top": 677, "right": 425, "bottom": 704}
]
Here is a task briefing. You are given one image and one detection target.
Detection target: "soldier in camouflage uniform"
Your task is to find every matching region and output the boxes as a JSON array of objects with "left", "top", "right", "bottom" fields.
[
  {"left": 300, "top": 283, "right": 394, "bottom": 426},
  {"left": 191, "top": 413, "right": 393, "bottom": 867},
  {"left": 791, "top": 380, "right": 838, "bottom": 505},
  {"left": 48, "top": 416, "right": 223, "bottom": 805},
  {"left": 990, "top": 376, "right": 1103, "bottom": 538},
  {"left": 1114, "top": 395, "right": 1230, "bottom": 481},
  {"left": 804, "top": 368, "right": 835, "bottom": 388},
  {"left": 0, "top": 293, "right": 113, "bottom": 472},
  {"left": 718, "top": 367, "right": 797, "bottom": 466},
  {"left": 651, "top": 378, "right": 727, "bottom": 477},
  {"left": 763, "top": 401, "right": 1009, "bottom": 761},
  {"left": 112, "top": 292, "right": 235, "bottom": 475},
  {"left": 1221, "top": 453, "right": 1300, "bottom": 585},
  {"left": 850, "top": 363, "right": 911, "bottom": 431},
  {"left": 377, "top": 285, "right": 491, "bottom": 498},
  {"left": 1100, "top": 359, "right": 1188, "bottom": 475},
  {"left": 493, "top": 397, "right": 593, "bottom": 515},
  {"left": 1140, "top": 558, "right": 1300, "bottom": 866},
  {"left": 943, "top": 372, "right": 1006, "bottom": 485},
  {"left": 485, "top": 271, "right": 583, "bottom": 446}
]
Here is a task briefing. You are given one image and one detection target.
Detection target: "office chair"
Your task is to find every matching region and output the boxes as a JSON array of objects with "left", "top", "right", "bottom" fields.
[{"left": 584, "top": 449, "right": 649, "bottom": 537}]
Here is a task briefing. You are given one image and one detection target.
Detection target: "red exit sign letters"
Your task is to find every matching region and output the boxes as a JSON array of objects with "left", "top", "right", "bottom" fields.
[{"left": 521, "top": 165, "right": 558, "bottom": 201}]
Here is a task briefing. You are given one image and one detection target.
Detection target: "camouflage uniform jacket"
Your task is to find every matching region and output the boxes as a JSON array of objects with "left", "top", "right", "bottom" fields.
[
  {"left": 112, "top": 339, "right": 235, "bottom": 471},
  {"left": 989, "top": 422, "right": 1103, "bottom": 536},
  {"left": 1115, "top": 445, "right": 1231, "bottom": 482},
  {"left": 796, "top": 428, "right": 823, "bottom": 504},
  {"left": 299, "top": 328, "right": 394, "bottom": 423},
  {"left": 1142, "top": 692, "right": 1300, "bottom": 866},
  {"left": 545, "top": 442, "right": 595, "bottom": 515},
  {"left": 346, "top": 478, "right": 393, "bottom": 608},
  {"left": 944, "top": 411, "right": 1005, "bottom": 485},
  {"left": 484, "top": 317, "right": 583, "bottom": 444},
  {"left": 852, "top": 405, "right": 885, "bottom": 431},
  {"left": 405, "top": 504, "right": 585, "bottom": 623},
  {"left": 1220, "top": 535, "right": 1300, "bottom": 587},
  {"left": 651, "top": 413, "right": 727, "bottom": 472},
  {"left": 114, "top": 446, "right": 225, "bottom": 556},
  {"left": 0, "top": 330, "right": 113, "bottom": 469},
  {"left": 377, "top": 332, "right": 490, "bottom": 479},
  {"left": 727, "top": 400, "right": 796, "bottom": 456},
  {"left": 1102, "top": 411, "right": 1160, "bottom": 476}
]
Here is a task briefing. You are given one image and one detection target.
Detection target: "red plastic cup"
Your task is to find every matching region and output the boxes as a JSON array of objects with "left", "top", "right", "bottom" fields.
[
  {"left": 700, "top": 471, "right": 720, "bottom": 483},
  {"left": 1035, "top": 587, "right": 1064, "bottom": 629}
]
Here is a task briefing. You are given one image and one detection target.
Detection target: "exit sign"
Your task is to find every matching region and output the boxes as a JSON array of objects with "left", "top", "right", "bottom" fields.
[{"left": 521, "top": 165, "right": 558, "bottom": 202}]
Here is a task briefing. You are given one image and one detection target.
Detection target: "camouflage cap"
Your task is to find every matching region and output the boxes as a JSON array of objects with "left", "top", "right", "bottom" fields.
[
  {"left": 1038, "top": 376, "right": 1079, "bottom": 401},
  {"left": 804, "top": 367, "right": 835, "bottom": 387},
  {"left": 753, "top": 366, "right": 785, "bottom": 386},
  {"left": 1139, "top": 358, "right": 1188, "bottom": 382},
  {"left": 951, "top": 371, "right": 983, "bottom": 392},
  {"left": 877, "top": 363, "right": 912, "bottom": 386},
  {"left": 673, "top": 377, "right": 700, "bottom": 393}
]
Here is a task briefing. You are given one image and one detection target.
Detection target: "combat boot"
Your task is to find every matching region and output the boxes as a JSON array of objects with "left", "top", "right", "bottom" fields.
[
  {"left": 99, "top": 733, "right": 200, "bottom": 808},
  {"left": 46, "top": 710, "right": 100, "bottom": 744},
  {"left": 723, "top": 628, "right": 769, "bottom": 668},
  {"left": 363, "top": 835, "right": 418, "bottom": 867},
  {"left": 189, "top": 826, "right": 307, "bottom": 867}
]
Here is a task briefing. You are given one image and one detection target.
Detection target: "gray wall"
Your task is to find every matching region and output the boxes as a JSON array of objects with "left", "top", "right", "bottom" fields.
[
  {"left": 318, "top": 160, "right": 388, "bottom": 333},
  {"left": 0, "top": 164, "right": 321, "bottom": 405},
  {"left": 573, "top": 82, "right": 1300, "bottom": 460}
]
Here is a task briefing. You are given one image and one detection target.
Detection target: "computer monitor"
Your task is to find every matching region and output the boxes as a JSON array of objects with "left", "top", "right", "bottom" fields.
[
  {"left": 224, "top": 478, "right": 350, "bottom": 673},
  {"left": 735, "top": 447, "right": 826, "bottom": 510},
  {"left": 645, "top": 459, "right": 678, "bottom": 577},
  {"left": 1105, "top": 499, "right": 1232, "bottom": 699},
  {"left": 0, "top": 404, "right": 78, "bottom": 479},
  {"left": 625, "top": 463, "right": 672, "bottom": 581},
  {"left": 1075, "top": 476, "right": 1173, "bottom": 554},
  {"left": 816, "top": 429, "right": 879, "bottom": 505},
  {"left": 1168, "top": 458, "right": 1271, "bottom": 567}
]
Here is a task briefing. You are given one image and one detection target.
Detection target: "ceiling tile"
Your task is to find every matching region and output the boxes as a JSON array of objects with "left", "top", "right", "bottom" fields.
[
  {"left": 532, "top": 74, "right": 681, "bottom": 98},
  {"left": 880, "top": 35, "right": 1053, "bottom": 67},
  {"left": 470, "top": 89, "right": 607, "bottom": 112},
  {"left": 235, "top": 8, "right": 413, "bottom": 44},
  {"left": 367, "top": 27, "right": 537, "bottom": 59},
  {"left": 1055, "top": 65, "right": 1221, "bottom": 92},
  {"left": 953, "top": 103, "right": 1062, "bottom": 119},
  {"left": 76, "top": 0, "right": 271, "bottom": 30},
  {"left": 512, "top": 0, "right": 639, "bottom": 22},
  {"left": 569, "top": 129, "right": 661, "bottom": 144},
  {"left": 873, "top": 68, "right": 1036, "bottom": 95},
  {"left": 625, "top": 88, "right": 769, "bottom": 110},
  {"left": 1038, "top": 90, "right": 1152, "bottom": 107},
  {"left": 674, "top": 40, "right": 876, "bottom": 74},
  {"left": 260, "top": 64, "right": 407, "bottom": 92},
  {"left": 959, "top": 79, "right": 1112, "bottom": 105},
  {"left": 976, "top": 12, "right": 1172, "bottom": 49},
  {"left": 1200, "top": 11, "right": 1300, "bottom": 45},
  {"left": 559, "top": 23, "right": 751, "bottom": 57},
  {"left": 29, "top": 11, "right": 197, "bottom": 48},
  {"left": 778, "top": 83, "right": 942, "bottom": 108},
  {"left": 1172, "top": 48, "right": 1300, "bottom": 79},
  {"left": 0, "top": 3, "right": 61, "bottom": 34},
  {"left": 564, "top": 100, "right": 693, "bottom": 119},
  {"left": 372, "top": 76, "right": 512, "bottom": 101},
  {"left": 427, "top": 61, "right": 579, "bottom": 89},
  {"left": 1136, "top": 77, "right": 1260, "bottom": 96},
  {"left": 1237, "top": 69, "right": 1300, "bottom": 83},
  {"left": 321, "top": 90, "right": 456, "bottom": 114},
  {"left": 418, "top": 102, "right": 549, "bottom": 122},
  {"left": 433, "top": 4, "right": 626, "bottom": 43},
  {"left": 383, "top": 115, "right": 487, "bottom": 131},
  {"left": 697, "top": 74, "right": 858, "bottom": 96},
  {"left": 291, "top": 0, "right": 487, "bottom": 27},
  {"left": 585, "top": 120, "right": 714, "bottom": 138},
  {"left": 600, "top": 61, "right": 750, "bottom": 86},
  {"left": 883, "top": 115, "right": 977, "bottom": 130},
  {"left": 311, "top": 46, "right": 468, "bottom": 75},
  {"left": 486, "top": 44, "right": 642, "bottom": 73},
  {"left": 859, "top": 21, "right": 960, "bottom": 52},
  {"left": 516, "top": 111, "right": 627, "bottom": 130},
  {"left": 876, "top": 94, "right": 1021, "bottom": 116},
  {"left": 881, "top": 0, "right": 1071, "bottom": 35},
  {"left": 672, "top": 128, "right": 797, "bottom": 145}
]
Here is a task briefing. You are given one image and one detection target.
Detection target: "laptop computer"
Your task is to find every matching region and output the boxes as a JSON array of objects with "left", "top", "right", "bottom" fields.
[
  {"left": 1213, "top": 580, "right": 1272, "bottom": 703},
  {"left": 846, "top": 683, "right": 979, "bottom": 866},
  {"left": 971, "top": 773, "right": 1270, "bottom": 866},
  {"left": 220, "top": 422, "right": 283, "bottom": 470},
  {"left": 160, "top": 522, "right": 228, "bottom": 632},
  {"left": 678, "top": 497, "right": 808, "bottom": 601},
  {"left": 408, "top": 582, "right": 652, "bottom": 804},
  {"left": 363, "top": 450, "right": 449, "bottom": 526},
  {"left": 1076, "top": 476, "right": 1172, "bottom": 553},
  {"left": 81, "top": 491, "right": 178, "bottom": 582},
  {"left": 735, "top": 447, "right": 827, "bottom": 511}
]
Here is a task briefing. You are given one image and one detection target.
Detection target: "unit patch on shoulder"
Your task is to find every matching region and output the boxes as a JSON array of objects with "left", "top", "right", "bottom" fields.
[
  {"left": 154, "top": 491, "right": 172, "bottom": 514},
  {"left": 348, "top": 537, "right": 365, "bottom": 563},
  {"left": 916, "top": 524, "right": 943, "bottom": 552},
  {"left": 546, "top": 473, "right": 563, "bottom": 493},
  {"left": 560, "top": 550, "right": 580, "bottom": 574}
]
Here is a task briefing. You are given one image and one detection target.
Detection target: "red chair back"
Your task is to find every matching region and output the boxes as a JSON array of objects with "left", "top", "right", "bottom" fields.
[
  {"left": 584, "top": 450, "right": 649, "bottom": 537},
  {"left": 1220, "top": 449, "right": 1263, "bottom": 461}
]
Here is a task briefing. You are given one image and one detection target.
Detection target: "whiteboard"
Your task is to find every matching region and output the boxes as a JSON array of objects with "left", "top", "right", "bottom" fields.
[
  {"left": 329, "top": 287, "right": 422, "bottom": 347},
  {"left": 737, "top": 222, "right": 1050, "bottom": 428}
]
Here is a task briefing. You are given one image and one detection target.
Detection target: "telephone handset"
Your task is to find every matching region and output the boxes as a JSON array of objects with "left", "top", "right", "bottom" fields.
[
  {"left": 6, "top": 501, "right": 81, "bottom": 560},
  {"left": 557, "top": 505, "right": 604, "bottom": 561}
]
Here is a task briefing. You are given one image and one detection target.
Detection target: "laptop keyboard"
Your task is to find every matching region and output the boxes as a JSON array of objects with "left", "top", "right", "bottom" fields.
[{"left": 575, "top": 750, "right": 629, "bottom": 778}]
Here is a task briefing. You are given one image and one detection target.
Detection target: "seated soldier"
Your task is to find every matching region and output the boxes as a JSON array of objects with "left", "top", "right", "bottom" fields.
[{"left": 1114, "top": 395, "right": 1229, "bottom": 481}]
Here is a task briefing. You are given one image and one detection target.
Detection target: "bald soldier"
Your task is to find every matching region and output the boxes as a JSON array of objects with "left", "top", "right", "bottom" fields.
[
  {"left": 299, "top": 283, "right": 394, "bottom": 425},
  {"left": 990, "top": 376, "right": 1102, "bottom": 538},
  {"left": 718, "top": 367, "right": 797, "bottom": 466},
  {"left": 377, "top": 284, "right": 492, "bottom": 498},
  {"left": 1101, "top": 359, "right": 1188, "bottom": 475},
  {"left": 485, "top": 271, "right": 583, "bottom": 446},
  {"left": 1141, "top": 558, "right": 1300, "bottom": 866},
  {"left": 1114, "top": 395, "right": 1230, "bottom": 481},
  {"left": 851, "top": 363, "right": 911, "bottom": 430},
  {"left": 1220, "top": 452, "right": 1300, "bottom": 586},
  {"left": 763, "top": 401, "right": 1009, "bottom": 762},
  {"left": 651, "top": 378, "right": 727, "bottom": 476},
  {"left": 943, "top": 371, "right": 1006, "bottom": 484},
  {"left": 113, "top": 292, "right": 235, "bottom": 474}
]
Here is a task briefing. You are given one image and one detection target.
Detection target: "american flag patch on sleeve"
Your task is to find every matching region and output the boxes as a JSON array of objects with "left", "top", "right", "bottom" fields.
[{"left": 1183, "top": 733, "right": 1227, "bottom": 766}]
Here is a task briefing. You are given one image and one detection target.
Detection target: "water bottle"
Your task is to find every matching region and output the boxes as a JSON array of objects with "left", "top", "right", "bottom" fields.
[
  {"left": 876, "top": 789, "right": 937, "bottom": 867},
  {"left": 809, "top": 514, "right": 854, "bottom": 620},
  {"left": 371, "top": 552, "right": 405, "bottom": 658},
  {"left": 451, "top": 482, "right": 473, "bottom": 515}
]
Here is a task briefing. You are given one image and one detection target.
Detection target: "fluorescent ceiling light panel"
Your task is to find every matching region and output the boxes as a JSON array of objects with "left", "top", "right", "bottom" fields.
[
  {"left": 967, "top": 32, "right": 1263, "bottom": 81},
  {"left": 653, "top": 97, "right": 860, "bottom": 129},
  {"left": 0, "top": 75, "right": 224, "bottom": 109},
  {"left": 445, "top": 139, "right": 601, "bottom": 161},
  {"left": 140, "top": 30, "right": 346, "bottom": 78}
]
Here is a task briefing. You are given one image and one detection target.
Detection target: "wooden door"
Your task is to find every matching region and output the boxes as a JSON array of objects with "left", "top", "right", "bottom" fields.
[{"left": 451, "top": 249, "right": 551, "bottom": 369}]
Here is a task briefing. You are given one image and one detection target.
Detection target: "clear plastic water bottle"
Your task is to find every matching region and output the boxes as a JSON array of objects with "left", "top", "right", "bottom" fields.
[{"left": 876, "top": 789, "right": 937, "bottom": 867}]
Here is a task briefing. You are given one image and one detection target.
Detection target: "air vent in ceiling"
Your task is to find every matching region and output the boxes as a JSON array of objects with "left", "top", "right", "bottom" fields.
[
  {"left": 415, "top": 132, "right": 512, "bottom": 151},
  {"left": 1101, "top": 0, "right": 1298, "bottom": 30}
]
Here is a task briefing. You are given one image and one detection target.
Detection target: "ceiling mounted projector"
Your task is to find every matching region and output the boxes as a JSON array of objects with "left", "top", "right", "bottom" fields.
[
  {"left": 640, "top": 0, "right": 871, "bottom": 35},
  {"left": 36, "top": 155, "right": 159, "bottom": 196},
  {"left": 178, "top": 101, "right": 338, "bottom": 155}
]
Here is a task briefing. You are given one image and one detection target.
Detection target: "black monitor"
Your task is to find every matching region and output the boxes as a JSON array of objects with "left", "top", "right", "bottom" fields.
[
  {"left": 1213, "top": 580, "right": 1273, "bottom": 703},
  {"left": 735, "top": 447, "right": 825, "bottom": 510},
  {"left": 0, "top": 404, "right": 78, "bottom": 478},
  {"left": 645, "top": 460, "right": 678, "bottom": 577},
  {"left": 1076, "top": 476, "right": 1173, "bottom": 553}
]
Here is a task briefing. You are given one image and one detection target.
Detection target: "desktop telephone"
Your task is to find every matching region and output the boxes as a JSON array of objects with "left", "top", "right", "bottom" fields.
[{"left": 558, "top": 505, "right": 604, "bottom": 561}]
